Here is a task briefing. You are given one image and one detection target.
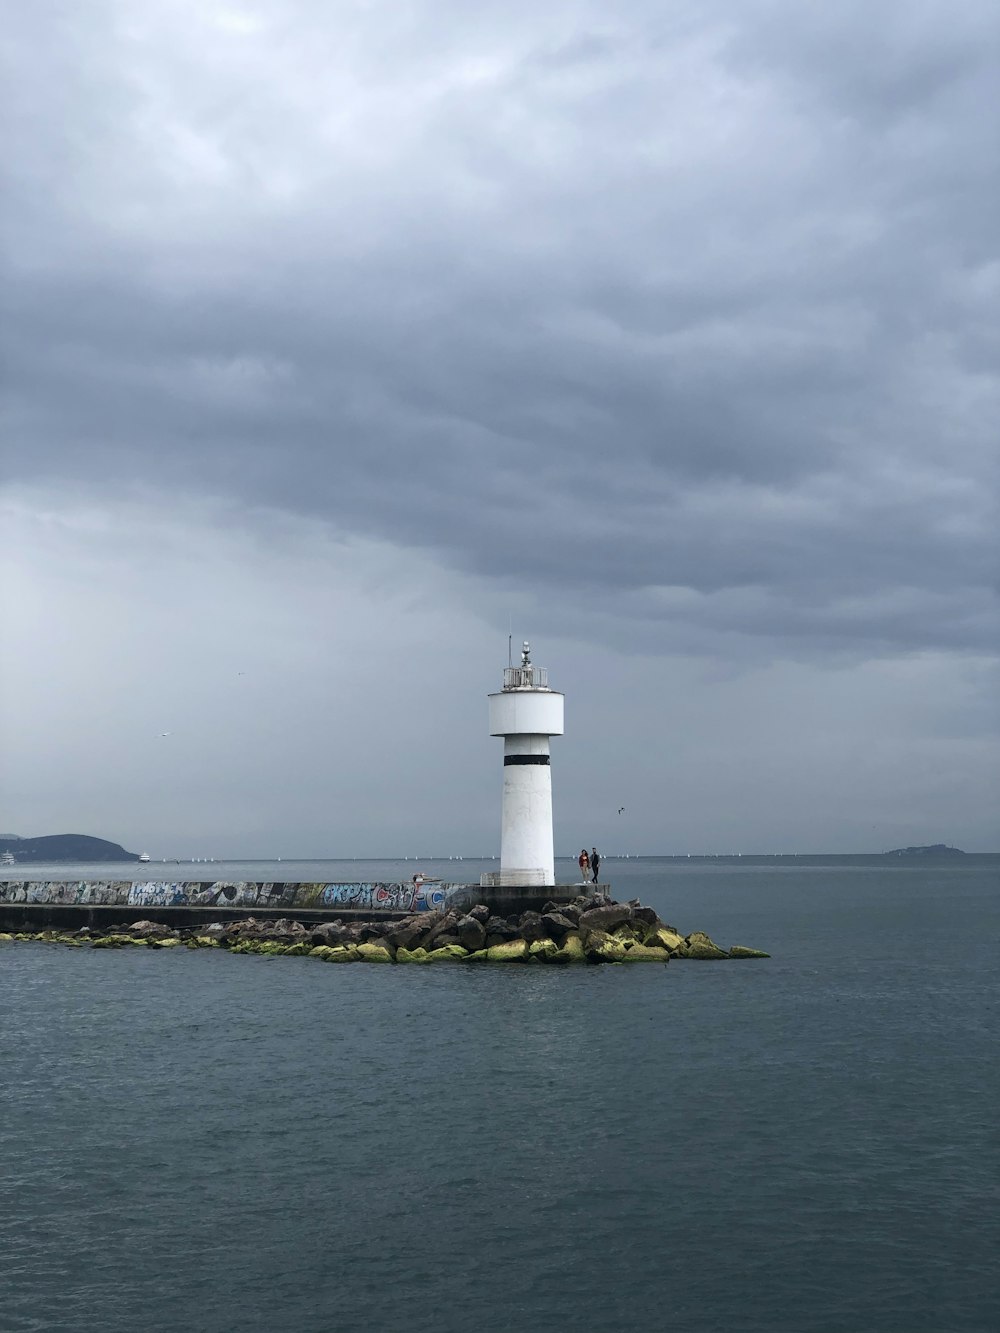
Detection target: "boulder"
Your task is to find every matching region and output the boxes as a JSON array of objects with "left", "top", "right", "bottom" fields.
[
  {"left": 558, "top": 904, "right": 582, "bottom": 924},
  {"left": 486, "top": 939, "right": 529, "bottom": 962},
  {"left": 610, "top": 925, "right": 640, "bottom": 945},
  {"left": 583, "top": 930, "right": 628, "bottom": 963},
  {"left": 484, "top": 917, "right": 520, "bottom": 941},
  {"left": 647, "top": 926, "right": 686, "bottom": 952},
  {"left": 356, "top": 941, "right": 394, "bottom": 963},
  {"left": 426, "top": 944, "right": 468, "bottom": 962},
  {"left": 528, "top": 938, "right": 559, "bottom": 961},
  {"left": 621, "top": 944, "right": 670, "bottom": 963},
  {"left": 396, "top": 947, "right": 431, "bottom": 964},
  {"left": 518, "top": 911, "right": 548, "bottom": 943},
  {"left": 728, "top": 945, "right": 770, "bottom": 959},
  {"left": 385, "top": 917, "right": 429, "bottom": 950},
  {"left": 269, "top": 918, "right": 307, "bottom": 939},
  {"left": 631, "top": 906, "right": 660, "bottom": 928},
  {"left": 680, "top": 932, "right": 728, "bottom": 960},
  {"left": 553, "top": 931, "right": 586, "bottom": 963},
  {"left": 192, "top": 936, "right": 221, "bottom": 948},
  {"left": 419, "top": 911, "right": 461, "bottom": 952},
  {"left": 324, "top": 945, "right": 360, "bottom": 962},
  {"left": 578, "top": 904, "right": 632, "bottom": 937},
  {"left": 456, "top": 915, "right": 487, "bottom": 952},
  {"left": 358, "top": 921, "right": 391, "bottom": 942},
  {"left": 311, "top": 923, "right": 345, "bottom": 947},
  {"left": 540, "top": 911, "right": 577, "bottom": 939},
  {"left": 468, "top": 904, "right": 491, "bottom": 922},
  {"left": 149, "top": 936, "right": 182, "bottom": 949},
  {"left": 430, "top": 933, "right": 462, "bottom": 951},
  {"left": 127, "top": 920, "right": 175, "bottom": 939}
]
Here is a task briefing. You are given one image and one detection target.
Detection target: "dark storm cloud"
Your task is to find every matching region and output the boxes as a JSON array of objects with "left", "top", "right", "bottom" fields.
[{"left": 3, "top": 0, "right": 997, "bottom": 660}]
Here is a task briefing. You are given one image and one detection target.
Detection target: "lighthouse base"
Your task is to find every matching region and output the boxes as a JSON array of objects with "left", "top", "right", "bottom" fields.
[
  {"left": 480, "top": 869, "right": 552, "bottom": 888},
  {"left": 451, "top": 882, "right": 610, "bottom": 916}
]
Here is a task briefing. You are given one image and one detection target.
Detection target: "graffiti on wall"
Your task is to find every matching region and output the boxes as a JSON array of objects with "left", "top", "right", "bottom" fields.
[
  {"left": 320, "top": 882, "right": 446, "bottom": 912},
  {"left": 0, "top": 880, "right": 450, "bottom": 911}
]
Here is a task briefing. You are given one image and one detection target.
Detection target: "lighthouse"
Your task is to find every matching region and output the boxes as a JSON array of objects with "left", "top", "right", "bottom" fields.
[{"left": 487, "top": 642, "right": 564, "bottom": 886}]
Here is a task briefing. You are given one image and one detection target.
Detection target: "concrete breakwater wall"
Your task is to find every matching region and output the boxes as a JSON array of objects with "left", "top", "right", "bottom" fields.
[
  {"left": 0, "top": 879, "right": 600, "bottom": 932},
  {"left": 0, "top": 879, "right": 449, "bottom": 912}
]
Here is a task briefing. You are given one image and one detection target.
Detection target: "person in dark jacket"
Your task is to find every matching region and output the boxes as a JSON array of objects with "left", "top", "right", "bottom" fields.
[{"left": 591, "top": 847, "right": 601, "bottom": 883}]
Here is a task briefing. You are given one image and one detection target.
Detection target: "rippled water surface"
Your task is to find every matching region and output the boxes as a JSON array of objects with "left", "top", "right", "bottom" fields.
[{"left": 2, "top": 857, "right": 997, "bottom": 1333}]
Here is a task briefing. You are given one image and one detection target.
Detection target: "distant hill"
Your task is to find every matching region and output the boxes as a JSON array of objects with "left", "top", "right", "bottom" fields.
[
  {"left": 882, "top": 844, "right": 966, "bottom": 857},
  {"left": 0, "top": 834, "right": 139, "bottom": 863}
]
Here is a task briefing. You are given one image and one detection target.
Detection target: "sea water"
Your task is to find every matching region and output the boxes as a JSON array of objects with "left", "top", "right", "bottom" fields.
[{"left": 1, "top": 856, "right": 997, "bottom": 1333}]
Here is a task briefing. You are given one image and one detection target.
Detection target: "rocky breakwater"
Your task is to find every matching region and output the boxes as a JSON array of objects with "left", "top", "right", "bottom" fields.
[{"left": 0, "top": 895, "right": 769, "bottom": 964}]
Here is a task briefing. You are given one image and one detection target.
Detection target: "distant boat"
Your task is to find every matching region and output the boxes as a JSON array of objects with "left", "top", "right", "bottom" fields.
[
  {"left": 138, "top": 853, "right": 151, "bottom": 863},
  {"left": 1, "top": 850, "right": 14, "bottom": 866}
]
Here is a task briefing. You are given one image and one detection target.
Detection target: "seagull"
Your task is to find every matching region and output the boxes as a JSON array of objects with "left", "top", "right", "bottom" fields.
[
  {"left": 618, "top": 807, "right": 625, "bottom": 814},
  {"left": 157, "top": 732, "right": 173, "bottom": 737}
]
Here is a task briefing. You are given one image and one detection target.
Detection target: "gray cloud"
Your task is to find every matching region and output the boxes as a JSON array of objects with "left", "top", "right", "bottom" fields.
[{"left": 1, "top": 1, "right": 997, "bottom": 849}]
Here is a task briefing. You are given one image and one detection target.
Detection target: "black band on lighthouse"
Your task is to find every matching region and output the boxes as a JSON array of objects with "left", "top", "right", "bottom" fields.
[{"left": 503, "top": 754, "right": 550, "bottom": 766}]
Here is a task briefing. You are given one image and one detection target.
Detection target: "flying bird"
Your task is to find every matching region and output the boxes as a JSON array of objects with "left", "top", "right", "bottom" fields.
[
  {"left": 618, "top": 807, "right": 625, "bottom": 814},
  {"left": 156, "top": 732, "right": 173, "bottom": 737}
]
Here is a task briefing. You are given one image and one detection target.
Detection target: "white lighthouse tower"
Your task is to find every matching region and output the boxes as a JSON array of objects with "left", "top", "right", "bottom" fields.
[{"left": 487, "top": 642, "right": 564, "bottom": 886}]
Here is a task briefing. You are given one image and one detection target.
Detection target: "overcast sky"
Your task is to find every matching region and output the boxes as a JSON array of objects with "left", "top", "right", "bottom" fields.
[{"left": 2, "top": 0, "right": 997, "bottom": 857}]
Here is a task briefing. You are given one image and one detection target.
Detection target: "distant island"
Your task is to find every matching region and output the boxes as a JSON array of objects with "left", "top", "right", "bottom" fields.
[
  {"left": 881, "top": 844, "right": 966, "bottom": 857},
  {"left": 0, "top": 834, "right": 139, "bottom": 864}
]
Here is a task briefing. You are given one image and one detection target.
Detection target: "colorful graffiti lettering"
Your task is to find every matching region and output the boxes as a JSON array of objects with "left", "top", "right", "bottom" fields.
[{"left": 0, "top": 879, "right": 452, "bottom": 911}]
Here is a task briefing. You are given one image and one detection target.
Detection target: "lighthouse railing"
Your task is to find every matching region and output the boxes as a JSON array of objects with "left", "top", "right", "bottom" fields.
[{"left": 503, "top": 665, "right": 548, "bottom": 690}]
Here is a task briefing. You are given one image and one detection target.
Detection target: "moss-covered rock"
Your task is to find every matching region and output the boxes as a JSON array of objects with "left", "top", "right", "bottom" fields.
[
  {"left": 283, "top": 941, "right": 314, "bottom": 957},
  {"left": 462, "top": 948, "right": 490, "bottom": 962},
  {"left": 396, "top": 946, "right": 431, "bottom": 964},
  {"left": 356, "top": 941, "right": 394, "bottom": 963},
  {"left": 551, "top": 931, "right": 586, "bottom": 963},
  {"left": 621, "top": 943, "right": 670, "bottom": 962},
  {"left": 647, "top": 926, "right": 685, "bottom": 951},
  {"left": 680, "top": 931, "right": 729, "bottom": 959},
  {"left": 0, "top": 933, "right": 14, "bottom": 942},
  {"left": 150, "top": 936, "right": 182, "bottom": 948},
  {"left": 728, "top": 945, "right": 770, "bottom": 958},
  {"left": 529, "top": 937, "right": 559, "bottom": 961},
  {"left": 193, "top": 936, "right": 221, "bottom": 948},
  {"left": 584, "top": 930, "right": 628, "bottom": 963},
  {"left": 324, "top": 945, "right": 360, "bottom": 963},
  {"left": 486, "top": 939, "right": 529, "bottom": 962},
  {"left": 426, "top": 944, "right": 467, "bottom": 962},
  {"left": 610, "top": 925, "right": 640, "bottom": 945}
]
